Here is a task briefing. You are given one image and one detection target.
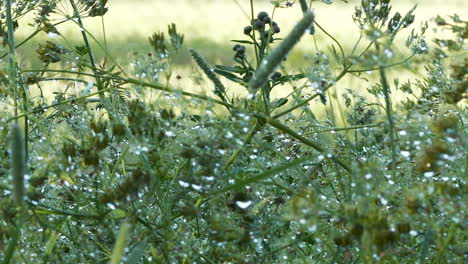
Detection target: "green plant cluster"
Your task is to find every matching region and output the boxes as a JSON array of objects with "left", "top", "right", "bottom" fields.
[{"left": 0, "top": 0, "right": 466, "bottom": 263}]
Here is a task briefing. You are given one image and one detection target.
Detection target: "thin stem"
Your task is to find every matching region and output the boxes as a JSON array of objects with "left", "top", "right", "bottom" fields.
[
  {"left": 303, "top": 122, "right": 383, "bottom": 135},
  {"left": 347, "top": 53, "right": 416, "bottom": 73},
  {"left": 375, "top": 42, "right": 397, "bottom": 178},
  {"left": 273, "top": 67, "right": 348, "bottom": 118},
  {"left": 0, "top": 19, "right": 69, "bottom": 60},
  {"left": 224, "top": 124, "right": 258, "bottom": 169},
  {"left": 314, "top": 21, "right": 346, "bottom": 62},
  {"left": 8, "top": 73, "right": 233, "bottom": 123},
  {"left": 5, "top": 0, "right": 17, "bottom": 116},
  {"left": 249, "top": 0, "right": 259, "bottom": 66},
  {"left": 255, "top": 114, "right": 351, "bottom": 172}
]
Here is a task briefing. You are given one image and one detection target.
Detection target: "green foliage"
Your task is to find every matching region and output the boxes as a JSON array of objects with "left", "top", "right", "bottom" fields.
[{"left": 0, "top": 1, "right": 466, "bottom": 263}]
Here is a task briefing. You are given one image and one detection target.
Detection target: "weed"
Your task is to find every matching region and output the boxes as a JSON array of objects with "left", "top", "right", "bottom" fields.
[{"left": 0, "top": 0, "right": 466, "bottom": 263}]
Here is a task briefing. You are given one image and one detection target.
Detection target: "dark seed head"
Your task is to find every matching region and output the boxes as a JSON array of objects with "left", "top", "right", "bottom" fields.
[
  {"left": 233, "top": 44, "right": 241, "bottom": 51},
  {"left": 262, "top": 16, "right": 271, "bottom": 23},
  {"left": 273, "top": 26, "right": 280, "bottom": 33},
  {"left": 254, "top": 19, "right": 265, "bottom": 30},
  {"left": 244, "top": 25, "right": 253, "bottom": 35},
  {"left": 271, "top": 71, "right": 282, "bottom": 81},
  {"left": 257, "top": 11, "right": 269, "bottom": 21},
  {"left": 236, "top": 45, "right": 246, "bottom": 54}
]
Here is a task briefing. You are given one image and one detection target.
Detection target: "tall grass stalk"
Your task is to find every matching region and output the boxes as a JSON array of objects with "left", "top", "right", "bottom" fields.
[
  {"left": 109, "top": 222, "right": 131, "bottom": 264},
  {"left": 189, "top": 49, "right": 228, "bottom": 102}
]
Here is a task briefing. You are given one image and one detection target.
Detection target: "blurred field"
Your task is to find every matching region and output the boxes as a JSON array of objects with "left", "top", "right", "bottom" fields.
[
  {"left": 8, "top": 0, "right": 467, "bottom": 118},
  {"left": 13, "top": 0, "right": 467, "bottom": 65}
]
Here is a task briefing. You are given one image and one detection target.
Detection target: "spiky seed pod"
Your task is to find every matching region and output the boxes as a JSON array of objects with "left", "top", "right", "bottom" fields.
[
  {"left": 248, "top": 11, "right": 315, "bottom": 92},
  {"left": 244, "top": 25, "right": 253, "bottom": 35},
  {"left": 189, "top": 48, "right": 227, "bottom": 102},
  {"left": 10, "top": 124, "right": 25, "bottom": 206}
]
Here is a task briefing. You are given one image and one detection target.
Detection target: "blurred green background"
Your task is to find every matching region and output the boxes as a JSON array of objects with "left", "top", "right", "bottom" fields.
[{"left": 11, "top": 0, "right": 466, "bottom": 67}]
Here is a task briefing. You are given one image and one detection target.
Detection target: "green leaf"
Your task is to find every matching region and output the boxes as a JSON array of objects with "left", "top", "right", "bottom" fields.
[
  {"left": 230, "top": 40, "right": 255, "bottom": 45},
  {"left": 214, "top": 65, "right": 244, "bottom": 73},
  {"left": 213, "top": 69, "right": 246, "bottom": 85}
]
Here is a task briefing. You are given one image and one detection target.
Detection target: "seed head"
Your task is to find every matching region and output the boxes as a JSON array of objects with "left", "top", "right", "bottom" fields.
[
  {"left": 236, "top": 45, "right": 246, "bottom": 54},
  {"left": 257, "top": 11, "right": 269, "bottom": 21},
  {"left": 244, "top": 25, "right": 253, "bottom": 35},
  {"left": 271, "top": 71, "right": 282, "bottom": 81},
  {"left": 253, "top": 19, "right": 265, "bottom": 31},
  {"left": 273, "top": 25, "right": 281, "bottom": 33}
]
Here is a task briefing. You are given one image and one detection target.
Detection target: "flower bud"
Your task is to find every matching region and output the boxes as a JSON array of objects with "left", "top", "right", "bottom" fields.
[
  {"left": 271, "top": 71, "right": 282, "bottom": 81},
  {"left": 254, "top": 19, "right": 265, "bottom": 31},
  {"left": 244, "top": 25, "right": 253, "bottom": 35},
  {"left": 257, "top": 11, "right": 269, "bottom": 21},
  {"left": 262, "top": 16, "right": 271, "bottom": 24},
  {"left": 236, "top": 45, "right": 246, "bottom": 54},
  {"left": 273, "top": 25, "right": 281, "bottom": 33}
]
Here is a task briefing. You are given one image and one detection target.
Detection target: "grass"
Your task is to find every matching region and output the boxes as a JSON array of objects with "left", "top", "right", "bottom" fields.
[{"left": 0, "top": 0, "right": 466, "bottom": 263}]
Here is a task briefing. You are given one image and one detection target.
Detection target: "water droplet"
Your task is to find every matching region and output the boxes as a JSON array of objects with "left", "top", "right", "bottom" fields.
[
  {"left": 235, "top": 200, "right": 253, "bottom": 209},
  {"left": 178, "top": 181, "right": 190, "bottom": 188}
]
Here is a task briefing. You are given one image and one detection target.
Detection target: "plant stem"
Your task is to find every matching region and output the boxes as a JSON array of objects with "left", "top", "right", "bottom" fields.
[
  {"left": 375, "top": 42, "right": 397, "bottom": 178},
  {"left": 249, "top": 0, "right": 260, "bottom": 66},
  {"left": 256, "top": 114, "right": 351, "bottom": 172},
  {"left": 273, "top": 67, "right": 348, "bottom": 118},
  {"left": 224, "top": 124, "right": 258, "bottom": 168}
]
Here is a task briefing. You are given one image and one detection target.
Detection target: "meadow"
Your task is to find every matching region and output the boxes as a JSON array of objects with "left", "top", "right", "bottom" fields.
[{"left": 0, "top": 0, "right": 466, "bottom": 263}]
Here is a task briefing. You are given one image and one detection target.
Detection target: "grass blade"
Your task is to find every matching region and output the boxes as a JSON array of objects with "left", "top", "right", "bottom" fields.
[{"left": 109, "top": 222, "right": 131, "bottom": 264}]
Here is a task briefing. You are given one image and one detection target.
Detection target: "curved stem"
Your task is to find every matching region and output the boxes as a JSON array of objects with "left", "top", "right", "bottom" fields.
[
  {"left": 347, "top": 53, "right": 416, "bottom": 73},
  {"left": 273, "top": 67, "right": 348, "bottom": 118},
  {"left": 314, "top": 21, "right": 345, "bottom": 62}
]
